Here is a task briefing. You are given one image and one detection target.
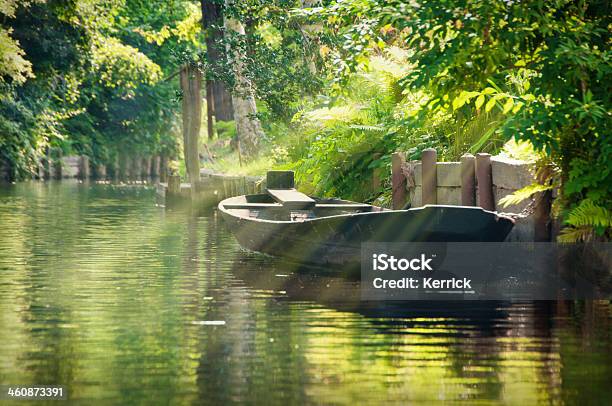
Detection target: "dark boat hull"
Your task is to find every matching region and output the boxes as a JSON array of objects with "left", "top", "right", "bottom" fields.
[{"left": 220, "top": 199, "right": 514, "bottom": 268}]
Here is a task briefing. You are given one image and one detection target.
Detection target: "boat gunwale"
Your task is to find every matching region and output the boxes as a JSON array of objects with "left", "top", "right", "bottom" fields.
[{"left": 218, "top": 194, "right": 516, "bottom": 225}]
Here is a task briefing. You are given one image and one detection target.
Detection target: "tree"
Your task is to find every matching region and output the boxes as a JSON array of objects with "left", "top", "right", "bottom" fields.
[
  {"left": 224, "top": 7, "right": 265, "bottom": 158},
  {"left": 180, "top": 63, "right": 201, "bottom": 185},
  {"left": 201, "top": 0, "right": 233, "bottom": 127}
]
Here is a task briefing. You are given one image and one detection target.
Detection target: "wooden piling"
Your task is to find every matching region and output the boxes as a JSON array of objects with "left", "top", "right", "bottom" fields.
[
  {"left": 372, "top": 153, "right": 382, "bottom": 192},
  {"left": 152, "top": 156, "right": 161, "bottom": 178},
  {"left": 267, "top": 171, "right": 294, "bottom": 189},
  {"left": 534, "top": 165, "right": 553, "bottom": 241},
  {"left": 53, "top": 149, "right": 63, "bottom": 179},
  {"left": 168, "top": 175, "right": 181, "bottom": 195},
  {"left": 142, "top": 157, "right": 151, "bottom": 178},
  {"left": 476, "top": 153, "right": 494, "bottom": 211},
  {"left": 43, "top": 147, "right": 51, "bottom": 180},
  {"left": 421, "top": 148, "right": 437, "bottom": 205},
  {"left": 78, "top": 156, "right": 90, "bottom": 180},
  {"left": 94, "top": 164, "right": 107, "bottom": 179},
  {"left": 391, "top": 152, "right": 407, "bottom": 209},
  {"left": 160, "top": 156, "right": 168, "bottom": 182},
  {"left": 460, "top": 153, "right": 476, "bottom": 206},
  {"left": 132, "top": 156, "right": 142, "bottom": 180}
]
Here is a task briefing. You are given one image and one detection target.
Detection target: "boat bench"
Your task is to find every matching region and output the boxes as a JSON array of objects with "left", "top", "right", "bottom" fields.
[
  {"left": 267, "top": 188, "right": 316, "bottom": 210},
  {"left": 223, "top": 202, "right": 373, "bottom": 211}
]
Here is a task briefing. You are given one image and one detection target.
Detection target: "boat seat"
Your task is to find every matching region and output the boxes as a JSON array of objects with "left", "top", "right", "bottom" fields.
[
  {"left": 223, "top": 203, "right": 282, "bottom": 209},
  {"left": 315, "top": 203, "right": 372, "bottom": 210},
  {"left": 267, "top": 188, "right": 316, "bottom": 210},
  {"left": 223, "top": 202, "right": 373, "bottom": 211}
]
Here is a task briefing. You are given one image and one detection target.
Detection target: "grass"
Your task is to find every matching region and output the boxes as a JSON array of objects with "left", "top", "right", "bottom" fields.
[{"left": 198, "top": 128, "right": 274, "bottom": 177}]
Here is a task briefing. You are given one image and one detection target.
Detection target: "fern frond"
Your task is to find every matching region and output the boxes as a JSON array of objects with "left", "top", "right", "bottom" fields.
[
  {"left": 566, "top": 200, "right": 612, "bottom": 228},
  {"left": 558, "top": 226, "right": 594, "bottom": 243},
  {"left": 348, "top": 124, "right": 385, "bottom": 132},
  {"left": 302, "top": 105, "right": 363, "bottom": 127},
  {"left": 499, "top": 183, "right": 553, "bottom": 208}
]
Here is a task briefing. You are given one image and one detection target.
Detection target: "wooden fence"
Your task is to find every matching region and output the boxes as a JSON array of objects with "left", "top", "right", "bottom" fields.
[{"left": 391, "top": 148, "right": 553, "bottom": 242}]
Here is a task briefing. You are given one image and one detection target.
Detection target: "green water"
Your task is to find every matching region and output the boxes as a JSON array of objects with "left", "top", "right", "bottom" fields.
[{"left": 0, "top": 181, "right": 611, "bottom": 405}]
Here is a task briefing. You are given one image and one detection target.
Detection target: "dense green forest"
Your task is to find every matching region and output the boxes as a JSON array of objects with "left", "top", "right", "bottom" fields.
[{"left": 0, "top": 0, "right": 610, "bottom": 240}]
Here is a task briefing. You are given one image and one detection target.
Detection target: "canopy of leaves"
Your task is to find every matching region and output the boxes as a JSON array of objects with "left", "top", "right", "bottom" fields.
[{"left": 294, "top": 0, "right": 611, "bottom": 216}]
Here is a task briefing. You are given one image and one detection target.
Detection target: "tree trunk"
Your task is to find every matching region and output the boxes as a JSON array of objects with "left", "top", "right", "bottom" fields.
[
  {"left": 180, "top": 64, "right": 201, "bottom": 188},
  {"left": 206, "top": 80, "right": 215, "bottom": 139},
  {"left": 224, "top": 12, "right": 264, "bottom": 158},
  {"left": 201, "top": 0, "right": 233, "bottom": 122}
]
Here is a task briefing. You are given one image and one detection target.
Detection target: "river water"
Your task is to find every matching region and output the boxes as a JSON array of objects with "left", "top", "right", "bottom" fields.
[{"left": 0, "top": 181, "right": 610, "bottom": 405}]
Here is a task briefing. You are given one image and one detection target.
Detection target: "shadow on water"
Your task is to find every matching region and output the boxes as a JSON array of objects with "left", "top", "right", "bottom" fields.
[{"left": 229, "top": 250, "right": 510, "bottom": 321}]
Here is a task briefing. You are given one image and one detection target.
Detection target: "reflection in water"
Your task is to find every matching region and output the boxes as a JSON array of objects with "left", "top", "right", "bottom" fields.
[{"left": 0, "top": 181, "right": 610, "bottom": 404}]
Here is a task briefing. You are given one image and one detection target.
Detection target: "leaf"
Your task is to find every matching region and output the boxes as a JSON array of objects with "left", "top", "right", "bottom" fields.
[
  {"left": 565, "top": 200, "right": 612, "bottom": 228},
  {"left": 502, "top": 98, "right": 514, "bottom": 114},
  {"left": 558, "top": 227, "right": 594, "bottom": 243},
  {"left": 482, "top": 87, "right": 496, "bottom": 95},
  {"left": 498, "top": 183, "right": 553, "bottom": 208},
  {"left": 485, "top": 97, "right": 497, "bottom": 113},
  {"left": 475, "top": 94, "right": 485, "bottom": 110},
  {"left": 512, "top": 101, "right": 524, "bottom": 114},
  {"left": 452, "top": 95, "right": 466, "bottom": 110}
]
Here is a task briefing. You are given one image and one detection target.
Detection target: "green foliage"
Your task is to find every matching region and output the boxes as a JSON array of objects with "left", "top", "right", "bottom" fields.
[
  {"left": 558, "top": 200, "right": 612, "bottom": 242},
  {"left": 0, "top": 0, "right": 197, "bottom": 177},
  {"left": 287, "top": 46, "right": 505, "bottom": 201},
  {"left": 294, "top": 0, "right": 610, "bottom": 239},
  {"left": 499, "top": 183, "right": 553, "bottom": 209},
  {"left": 91, "top": 36, "right": 162, "bottom": 97},
  {"left": 0, "top": 0, "right": 34, "bottom": 84}
]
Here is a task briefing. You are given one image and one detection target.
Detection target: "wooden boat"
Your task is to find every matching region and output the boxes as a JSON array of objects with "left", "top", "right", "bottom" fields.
[{"left": 219, "top": 171, "right": 514, "bottom": 267}]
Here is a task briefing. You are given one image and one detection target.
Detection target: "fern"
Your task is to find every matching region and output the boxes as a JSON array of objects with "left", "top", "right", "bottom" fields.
[
  {"left": 558, "top": 200, "right": 612, "bottom": 242},
  {"left": 499, "top": 183, "right": 553, "bottom": 208},
  {"left": 565, "top": 200, "right": 612, "bottom": 228},
  {"left": 348, "top": 124, "right": 385, "bottom": 132},
  {"left": 558, "top": 227, "right": 594, "bottom": 243}
]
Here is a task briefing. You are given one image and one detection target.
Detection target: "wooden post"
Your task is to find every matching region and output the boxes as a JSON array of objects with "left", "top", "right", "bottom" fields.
[
  {"left": 534, "top": 165, "right": 553, "bottom": 241},
  {"left": 141, "top": 157, "right": 151, "bottom": 178},
  {"left": 54, "top": 149, "right": 63, "bottom": 179},
  {"left": 78, "top": 156, "right": 90, "bottom": 180},
  {"left": 111, "top": 156, "right": 119, "bottom": 180},
  {"left": 152, "top": 156, "right": 161, "bottom": 178},
  {"left": 131, "top": 156, "right": 141, "bottom": 180},
  {"left": 180, "top": 64, "right": 201, "bottom": 190},
  {"left": 168, "top": 175, "right": 181, "bottom": 195},
  {"left": 371, "top": 153, "right": 382, "bottom": 193},
  {"left": 391, "top": 152, "right": 407, "bottom": 209},
  {"left": 421, "top": 148, "right": 437, "bottom": 205},
  {"left": 266, "top": 171, "right": 294, "bottom": 189},
  {"left": 119, "top": 153, "right": 128, "bottom": 180},
  {"left": 460, "top": 153, "right": 476, "bottom": 206},
  {"left": 160, "top": 155, "right": 168, "bottom": 182},
  {"left": 43, "top": 147, "right": 51, "bottom": 180},
  {"left": 476, "top": 153, "right": 494, "bottom": 211},
  {"left": 95, "top": 164, "right": 107, "bottom": 180}
]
